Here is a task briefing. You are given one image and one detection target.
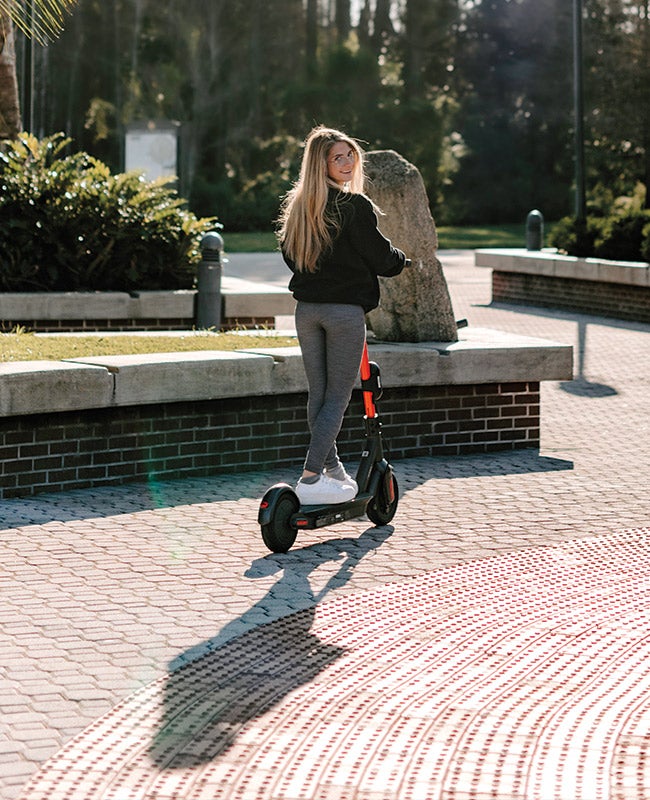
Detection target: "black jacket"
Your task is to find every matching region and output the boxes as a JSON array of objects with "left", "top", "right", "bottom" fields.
[{"left": 283, "top": 189, "right": 407, "bottom": 312}]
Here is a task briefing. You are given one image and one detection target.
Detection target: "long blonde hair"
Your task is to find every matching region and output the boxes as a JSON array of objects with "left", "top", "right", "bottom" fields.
[{"left": 278, "top": 125, "right": 365, "bottom": 273}]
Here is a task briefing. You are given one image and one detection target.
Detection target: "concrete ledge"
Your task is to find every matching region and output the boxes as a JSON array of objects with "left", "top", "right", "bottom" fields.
[
  {"left": 67, "top": 350, "right": 279, "bottom": 407},
  {"left": 475, "top": 248, "right": 650, "bottom": 287},
  {"left": 0, "top": 328, "right": 572, "bottom": 418},
  {"left": 355, "top": 329, "right": 572, "bottom": 387},
  {"left": 0, "top": 276, "right": 295, "bottom": 324},
  {"left": 0, "top": 360, "right": 114, "bottom": 416}
]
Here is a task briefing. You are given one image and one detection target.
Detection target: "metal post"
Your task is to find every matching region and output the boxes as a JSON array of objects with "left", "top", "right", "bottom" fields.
[
  {"left": 573, "top": 0, "right": 586, "bottom": 221},
  {"left": 526, "top": 209, "right": 544, "bottom": 251},
  {"left": 195, "top": 232, "right": 224, "bottom": 329}
]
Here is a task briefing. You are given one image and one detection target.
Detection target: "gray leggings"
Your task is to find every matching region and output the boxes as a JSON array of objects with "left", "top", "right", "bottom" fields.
[{"left": 296, "top": 301, "right": 366, "bottom": 474}]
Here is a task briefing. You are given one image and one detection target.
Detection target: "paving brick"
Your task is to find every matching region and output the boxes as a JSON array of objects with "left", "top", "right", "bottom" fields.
[{"left": 1, "top": 253, "right": 649, "bottom": 800}]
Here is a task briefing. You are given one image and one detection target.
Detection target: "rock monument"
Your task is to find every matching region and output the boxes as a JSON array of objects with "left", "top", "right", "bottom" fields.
[{"left": 363, "top": 150, "right": 458, "bottom": 342}]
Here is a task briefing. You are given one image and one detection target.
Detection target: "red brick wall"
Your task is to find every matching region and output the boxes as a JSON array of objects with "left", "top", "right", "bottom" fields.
[
  {"left": 0, "top": 382, "right": 540, "bottom": 499},
  {"left": 492, "top": 272, "right": 650, "bottom": 323}
]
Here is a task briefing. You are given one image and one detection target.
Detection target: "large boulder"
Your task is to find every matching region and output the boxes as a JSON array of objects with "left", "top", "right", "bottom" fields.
[{"left": 364, "top": 150, "right": 458, "bottom": 342}]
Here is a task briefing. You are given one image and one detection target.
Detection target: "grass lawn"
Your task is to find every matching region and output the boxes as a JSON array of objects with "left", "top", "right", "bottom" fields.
[
  {"left": 436, "top": 223, "right": 529, "bottom": 250},
  {"left": 223, "top": 224, "right": 546, "bottom": 253},
  {"left": 0, "top": 330, "right": 296, "bottom": 363},
  {"left": 224, "top": 231, "right": 279, "bottom": 252}
]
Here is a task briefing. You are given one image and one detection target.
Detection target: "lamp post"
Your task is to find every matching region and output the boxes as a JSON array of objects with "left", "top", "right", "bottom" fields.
[{"left": 573, "top": 0, "right": 586, "bottom": 222}]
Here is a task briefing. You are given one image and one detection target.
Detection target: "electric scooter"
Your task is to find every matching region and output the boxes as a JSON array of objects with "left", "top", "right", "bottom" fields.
[{"left": 258, "top": 340, "right": 399, "bottom": 553}]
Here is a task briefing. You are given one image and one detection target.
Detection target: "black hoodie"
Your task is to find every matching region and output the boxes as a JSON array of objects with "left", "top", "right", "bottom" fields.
[{"left": 283, "top": 189, "right": 407, "bottom": 313}]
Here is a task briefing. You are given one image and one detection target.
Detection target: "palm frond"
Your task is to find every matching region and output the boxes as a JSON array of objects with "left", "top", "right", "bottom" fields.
[{"left": 0, "top": 0, "right": 78, "bottom": 44}]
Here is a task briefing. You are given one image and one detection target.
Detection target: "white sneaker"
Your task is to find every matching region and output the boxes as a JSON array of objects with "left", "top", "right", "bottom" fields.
[
  {"left": 295, "top": 474, "right": 356, "bottom": 506},
  {"left": 324, "top": 468, "right": 358, "bottom": 495}
]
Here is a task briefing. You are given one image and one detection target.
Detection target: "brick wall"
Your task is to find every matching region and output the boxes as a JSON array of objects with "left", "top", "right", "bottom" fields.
[
  {"left": 0, "top": 382, "right": 540, "bottom": 499},
  {"left": 492, "top": 272, "right": 650, "bottom": 323}
]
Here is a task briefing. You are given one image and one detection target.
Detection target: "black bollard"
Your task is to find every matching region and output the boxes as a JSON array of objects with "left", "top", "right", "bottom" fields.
[
  {"left": 196, "top": 231, "right": 224, "bottom": 329},
  {"left": 526, "top": 210, "right": 544, "bottom": 251}
]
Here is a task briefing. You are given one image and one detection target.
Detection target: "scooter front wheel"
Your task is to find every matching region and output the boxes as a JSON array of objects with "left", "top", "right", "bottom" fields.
[
  {"left": 259, "top": 485, "right": 300, "bottom": 553},
  {"left": 366, "top": 472, "right": 399, "bottom": 526}
]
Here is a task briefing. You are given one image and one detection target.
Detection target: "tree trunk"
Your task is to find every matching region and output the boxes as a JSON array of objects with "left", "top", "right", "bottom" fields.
[
  {"left": 335, "top": 0, "right": 350, "bottom": 43},
  {"left": 403, "top": 0, "right": 426, "bottom": 100},
  {"left": 306, "top": 0, "right": 318, "bottom": 76},
  {"left": 357, "top": 0, "right": 371, "bottom": 48},
  {"left": 373, "top": 0, "right": 394, "bottom": 52},
  {"left": 0, "top": 15, "right": 22, "bottom": 138}
]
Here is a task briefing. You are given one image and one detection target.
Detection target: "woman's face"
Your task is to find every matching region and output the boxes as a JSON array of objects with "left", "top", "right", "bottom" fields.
[{"left": 326, "top": 141, "right": 357, "bottom": 185}]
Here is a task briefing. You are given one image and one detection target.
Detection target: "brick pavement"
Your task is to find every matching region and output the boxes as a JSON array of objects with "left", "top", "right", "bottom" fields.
[{"left": 1, "top": 252, "right": 649, "bottom": 799}]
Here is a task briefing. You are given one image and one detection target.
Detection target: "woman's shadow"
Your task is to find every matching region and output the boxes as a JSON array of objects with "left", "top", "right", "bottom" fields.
[{"left": 148, "top": 525, "right": 393, "bottom": 769}]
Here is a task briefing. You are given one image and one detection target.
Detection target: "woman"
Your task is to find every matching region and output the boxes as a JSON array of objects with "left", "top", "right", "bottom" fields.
[{"left": 278, "top": 125, "right": 408, "bottom": 505}]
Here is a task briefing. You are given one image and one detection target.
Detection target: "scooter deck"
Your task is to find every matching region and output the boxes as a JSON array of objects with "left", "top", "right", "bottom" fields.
[{"left": 291, "top": 492, "right": 372, "bottom": 530}]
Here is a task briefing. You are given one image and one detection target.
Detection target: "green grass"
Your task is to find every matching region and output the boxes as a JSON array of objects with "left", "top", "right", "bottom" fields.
[
  {"left": 436, "top": 223, "right": 527, "bottom": 250},
  {"left": 223, "top": 231, "right": 279, "bottom": 252},
  {"left": 0, "top": 330, "right": 296, "bottom": 363},
  {"left": 222, "top": 224, "right": 550, "bottom": 253}
]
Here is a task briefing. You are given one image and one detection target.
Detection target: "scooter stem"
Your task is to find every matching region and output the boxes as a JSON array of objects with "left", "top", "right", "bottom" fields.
[{"left": 360, "top": 341, "right": 376, "bottom": 419}]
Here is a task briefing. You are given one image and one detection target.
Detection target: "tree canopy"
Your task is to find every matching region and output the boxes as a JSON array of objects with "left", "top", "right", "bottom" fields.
[{"left": 7, "top": 0, "right": 650, "bottom": 228}]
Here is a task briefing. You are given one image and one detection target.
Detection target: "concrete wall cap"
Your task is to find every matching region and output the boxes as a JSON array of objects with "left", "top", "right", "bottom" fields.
[
  {"left": 475, "top": 248, "right": 650, "bottom": 287},
  {"left": 66, "top": 349, "right": 276, "bottom": 405},
  {"left": 0, "top": 360, "right": 113, "bottom": 416},
  {"left": 0, "top": 277, "right": 294, "bottom": 321},
  {"left": 0, "top": 359, "right": 109, "bottom": 375},
  {"left": 65, "top": 349, "right": 267, "bottom": 371}
]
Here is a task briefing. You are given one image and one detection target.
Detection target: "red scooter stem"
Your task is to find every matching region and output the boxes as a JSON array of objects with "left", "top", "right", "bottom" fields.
[{"left": 360, "top": 341, "right": 376, "bottom": 419}]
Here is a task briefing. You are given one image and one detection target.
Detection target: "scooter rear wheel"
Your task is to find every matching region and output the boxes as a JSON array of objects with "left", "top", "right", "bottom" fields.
[
  {"left": 261, "top": 489, "right": 300, "bottom": 553},
  {"left": 366, "top": 472, "right": 399, "bottom": 526}
]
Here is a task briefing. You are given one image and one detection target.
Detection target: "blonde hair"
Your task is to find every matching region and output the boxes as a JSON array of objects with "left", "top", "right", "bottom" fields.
[{"left": 278, "top": 125, "right": 365, "bottom": 273}]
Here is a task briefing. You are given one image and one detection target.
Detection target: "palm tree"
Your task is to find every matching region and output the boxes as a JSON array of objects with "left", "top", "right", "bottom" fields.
[{"left": 0, "top": 0, "right": 77, "bottom": 137}]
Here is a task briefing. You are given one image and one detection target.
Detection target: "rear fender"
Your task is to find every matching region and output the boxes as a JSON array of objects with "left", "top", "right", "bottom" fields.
[{"left": 258, "top": 483, "right": 297, "bottom": 526}]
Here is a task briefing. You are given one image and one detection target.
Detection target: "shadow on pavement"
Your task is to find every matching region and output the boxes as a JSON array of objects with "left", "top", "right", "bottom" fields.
[
  {"left": 0, "top": 451, "right": 573, "bottom": 528},
  {"left": 396, "top": 452, "right": 573, "bottom": 489},
  {"left": 559, "top": 377, "right": 618, "bottom": 397},
  {"left": 0, "top": 471, "right": 275, "bottom": 527},
  {"left": 481, "top": 301, "right": 650, "bottom": 333},
  {"left": 469, "top": 304, "right": 624, "bottom": 398},
  {"left": 148, "top": 526, "right": 393, "bottom": 768}
]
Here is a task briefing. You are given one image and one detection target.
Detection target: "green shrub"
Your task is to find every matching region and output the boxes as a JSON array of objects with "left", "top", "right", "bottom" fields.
[
  {"left": 550, "top": 210, "right": 650, "bottom": 262},
  {"left": 548, "top": 215, "right": 598, "bottom": 257},
  {"left": 642, "top": 222, "right": 650, "bottom": 263},
  {"left": 0, "top": 133, "right": 217, "bottom": 292},
  {"left": 592, "top": 211, "right": 650, "bottom": 262}
]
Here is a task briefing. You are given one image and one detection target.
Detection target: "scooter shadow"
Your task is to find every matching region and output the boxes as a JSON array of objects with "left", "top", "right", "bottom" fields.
[{"left": 148, "top": 525, "right": 393, "bottom": 769}]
